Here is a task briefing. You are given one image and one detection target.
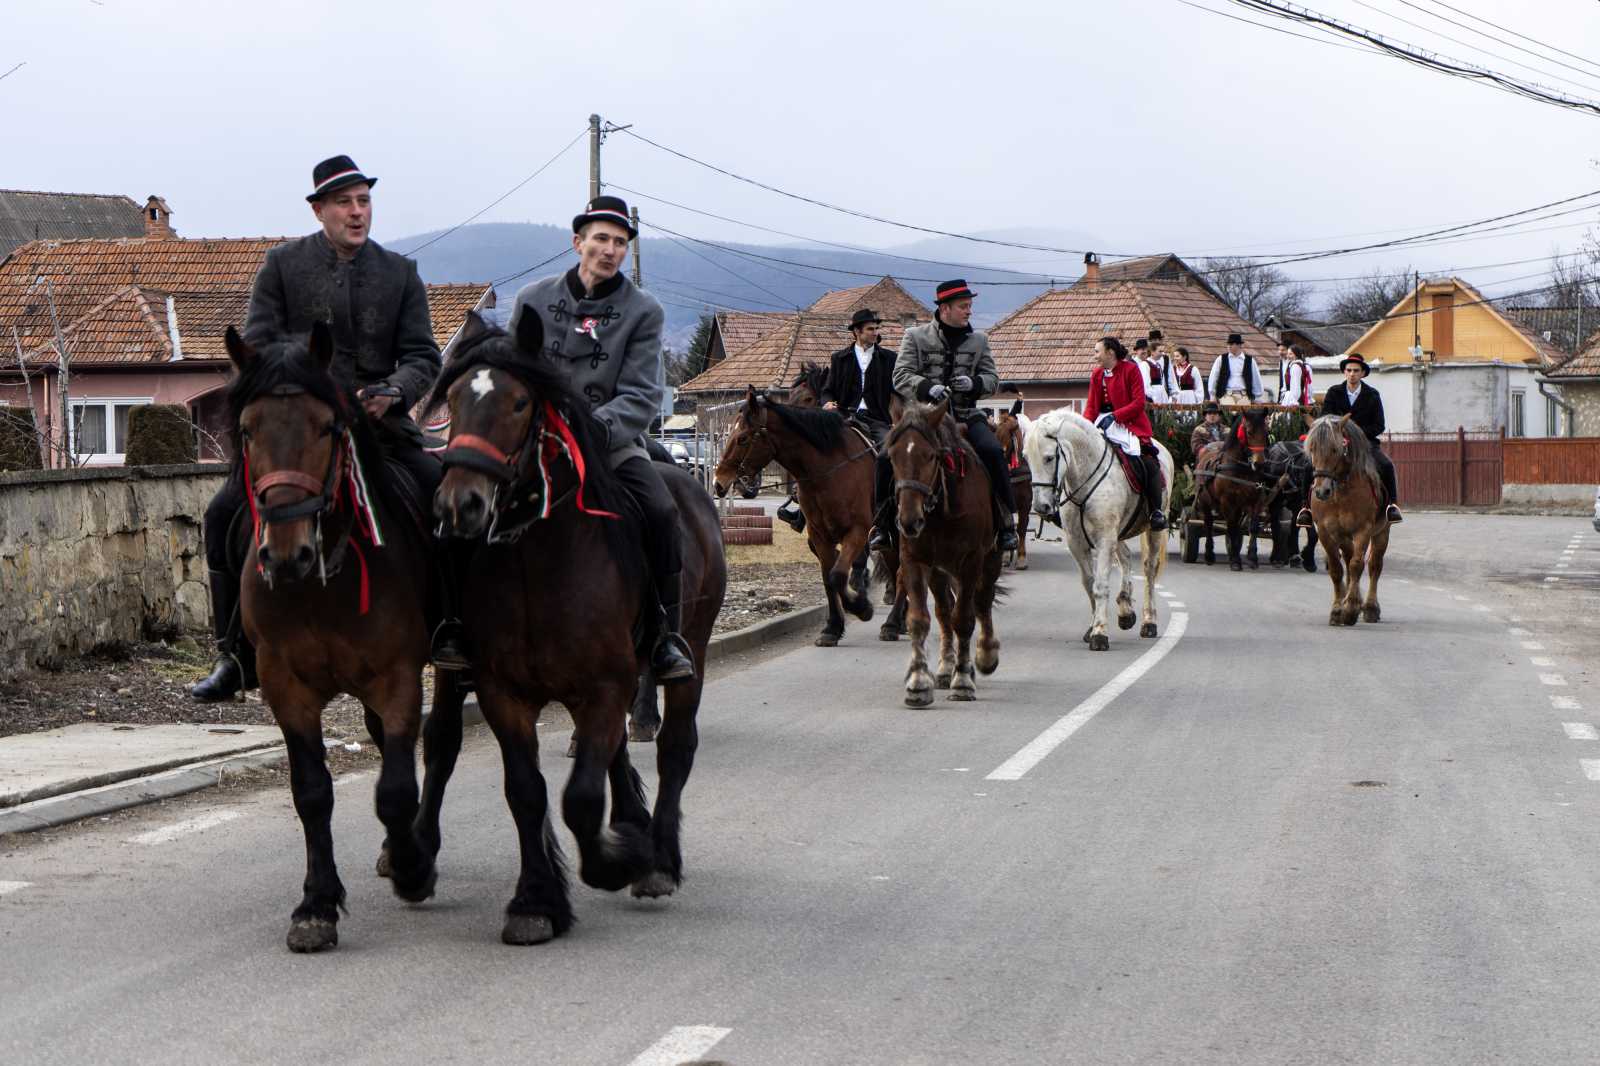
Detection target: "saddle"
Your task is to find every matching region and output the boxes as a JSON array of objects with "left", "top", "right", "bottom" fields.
[{"left": 1115, "top": 448, "right": 1164, "bottom": 498}]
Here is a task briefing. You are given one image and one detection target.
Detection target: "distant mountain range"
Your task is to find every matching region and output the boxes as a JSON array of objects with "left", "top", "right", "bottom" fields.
[{"left": 393, "top": 222, "right": 1105, "bottom": 349}]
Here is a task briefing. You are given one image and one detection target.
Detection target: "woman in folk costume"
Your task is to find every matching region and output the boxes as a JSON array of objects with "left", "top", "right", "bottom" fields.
[
  {"left": 1277, "top": 341, "right": 1314, "bottom": 407},
  {"left": 1083, "top": 336, "right": 1166, "bottom": 530},
  {"left": 1168, "top": 346, "right": 1205, "bottom": 404},
  {"left": 1132, "top": 337, "right": 1169, "bottom": 404}
]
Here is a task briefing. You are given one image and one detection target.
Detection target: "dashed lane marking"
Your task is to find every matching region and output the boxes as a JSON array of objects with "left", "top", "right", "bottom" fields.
[
  {"left": 1509, "top": 627, "right": 1533, "bottom": 636},
  {"left": 1542, "top": 674, "right": 1569, "bottom": 687},
  {"left": 126, "top": 809, "right": 241, "bottom": 846},
  {"left": 626, "top": 1026, "right": 733, "bottom": 1066},
  {"left": 1532, "top": 657, "right": 1557, "bottom": 667},
  {"left": 1473, "top": 605, "right": 1491, "bottom": 612},
  {"left": 1565, "top": 723, "right": 1599, "bottom": 740},
  {"left": 988, "top": 612, "right": 1190, "bottom": 781},
  {"left": 1170, "top": 601, "right": 1187, "bottom": 608},
  {"left": 1582, "top": 760, "right": 1600, "bottom": 782},
  {"left": 1522, "top": 641, "right": 1546, "bottom": 650},
  {"left": 0, "top": 881, "right": 31, "bottom": 897},
  {"left": 1553, "top": 695, "right": 1582, "bottom": 711}
]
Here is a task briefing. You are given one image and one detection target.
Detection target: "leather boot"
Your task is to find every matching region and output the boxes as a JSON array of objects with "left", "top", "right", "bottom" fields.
[
  {"left": 997, "top": 504, "right": 1019, "bottom": 551},
  {"left": 775, "top": 495, "right": 805, "bottom": 534},
  {"left": 429, "top": 550, "right": 472, "bottom": 672},
  {"left": 652, "top": 570, "right": 697, "bottom": 682},
  {"left": 191, "top": 569, "right": 257, "bottom": 702},
  {"left": 869, "top": 498, "right": 896, "bottom": 553},
  {"left": 1143, "top": 459, "right": 1167, "bottom": 531}
]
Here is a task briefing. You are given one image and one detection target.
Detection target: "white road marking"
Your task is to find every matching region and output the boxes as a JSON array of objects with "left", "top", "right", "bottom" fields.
[
  {"left": 1426, "top": 585, "right": 1445, "bottom": 592},
  {"left": 1565, "top": 723, "right": 1599, "bottom": 740},
  {"left": 1473, "top": 605, "right": 1491, "bottom": 612},
  {"left": 1545, "top": 577, "right": 1561, "bottom": 583},
  {"left": 127, "top": 809, "right": 241, "bottom": 846},
  {"left": 1170, "top": 601, "right": 1187, "bottom": 608},
  {"left": 988, "top": 612, "right": 1189, "bottom": 781},
  {"left": 1582, "top": 760, "right": 1600, "bottom": 782},
  {"left": 1522, "top": 641, "right": 1546, "bottom": 650},
  {"left": 1509, "top": 627, "right": 1533, "bottom": 636},
  {"left": 0, "top": 881, "right": 31, "bottom": 897},
  {"left": 334, "top": 771, "right": 376, "bottom": 788},
  {"left": 1509, "top": 615, "right": 1523, "bottom": 622},
  {"left": 1393, "top": 578, "right": 1412, "bottom": 584},
  {"left": 1553, "top": 695, "right": 1582, "bottom": 711},
  {"left": 1453, "top": 595, "right": 1469, "bottom": 602},
  {"left": 1532, "top": 656, "right": 1557, "bottom": 667},
  {"left": 626, "top": 1025, "right": 732, "bottom": 1066},
  {"left": 1542, "top": 674, "right": 1569, "bottom": 687},
  {"left": 469, "top": 367, "right": 495, "bottom": 399},
  {"left": 1158, "top": 591, "right": 1174, "bottom": 599}
]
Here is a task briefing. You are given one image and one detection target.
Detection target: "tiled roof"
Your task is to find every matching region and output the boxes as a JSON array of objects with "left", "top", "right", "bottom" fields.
[
  {"left": 1546, "top": 332, "right": 1600, "bottom": 378},
  {"left": 806, "top": 276, "right": 930, "bottom": 319},
  {"left": 711, "top": 310, "right": 794, "bottom": 361},
  {"left": 680, "top": 311, "right": 925, "bottom": 394},
  {"left": 424, "top": 284, "right": 492, "bottom": 351},
  {"left": 0, "top": 190, "right": 146, "bottom": 260},
  {"left": 988, "top": 280, "right": 1281, "bottom": 383},
  {"left": 20, "top": 286, "right": 173, "bottom": 366},
  {"left": 1267, "top": 314, "right": 1366, "bottom": 359}
]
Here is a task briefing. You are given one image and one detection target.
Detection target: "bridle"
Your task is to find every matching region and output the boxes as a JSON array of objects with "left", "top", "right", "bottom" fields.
[
  {"left": 240, "top": 384, "right": 354, "bottom": 589},
  {"left": 1310, "top": 434, "right": 1351, "bottom": 495},
  {"left": 1031, "top": 431, "right": 1113, "bottom": 515},
  {"left": 889, "top": 421, "right": 954, "bottom": 522},
  {"left": 726, "top": 410, "right": 875, "bottom": 486}
]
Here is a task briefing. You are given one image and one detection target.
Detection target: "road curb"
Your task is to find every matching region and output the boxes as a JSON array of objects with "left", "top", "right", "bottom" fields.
[{"left": 0, "top": 601, "right": 826, "bottom": 836}]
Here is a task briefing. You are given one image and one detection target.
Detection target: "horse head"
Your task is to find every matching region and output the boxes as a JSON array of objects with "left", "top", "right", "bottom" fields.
[
  {"left": 886, "top": 400, "right": 950, "bottom": 540},
  {"left": 787, "top": 362, "right": 827, "bottom": 408},
  {"left": 1304, "top": 413, "right": 1353, "bottom": 501},
  {"left": 712, "top": 386, "right": 777, "bottom": 499},
  {"left": 226, "top": 322, "right": 353, "bottom": 586},
  {"left": 995, "top": 410, "right": 1024, "bottom": 464},
  {"left": 1234, "top": 408, "right": 1270, "bottom": 470}
]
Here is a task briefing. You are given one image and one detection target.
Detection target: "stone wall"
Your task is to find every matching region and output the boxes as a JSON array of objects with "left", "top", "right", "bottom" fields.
[{"left": 0, "top": 464, "right": 226, "bottom": 682}]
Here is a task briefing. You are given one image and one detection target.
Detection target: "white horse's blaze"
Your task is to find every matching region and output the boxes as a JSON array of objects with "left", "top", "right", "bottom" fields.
[{"left": 469, "top": 368, "right": 496, "bottom": 400}]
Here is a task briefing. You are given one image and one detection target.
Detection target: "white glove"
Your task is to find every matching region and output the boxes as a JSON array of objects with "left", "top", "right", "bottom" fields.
[
  {"left": 950, "top": 374, "right": 974, "bottom": 393},
  {"left": 927, "top": 384, "right": 949, "bottom": 401}
]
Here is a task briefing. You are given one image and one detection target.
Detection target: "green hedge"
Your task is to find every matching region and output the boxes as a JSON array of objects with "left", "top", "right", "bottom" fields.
[
  {"left": 123, "top": 404, "right": 197, "bottom": 466},
  {"left": 0, "top": 406, "right": 44, "bottom": 472}
]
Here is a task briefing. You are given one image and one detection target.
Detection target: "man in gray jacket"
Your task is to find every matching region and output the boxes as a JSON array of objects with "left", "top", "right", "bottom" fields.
[
  {"left": 193, "top": 155, "right": 462, "bottom": 701},
  {"left": 506, "top": 195, "right": 695, "bottom": 681},
  {"left": 893, "top": 279, "right": 1018, "bottom": 550}
]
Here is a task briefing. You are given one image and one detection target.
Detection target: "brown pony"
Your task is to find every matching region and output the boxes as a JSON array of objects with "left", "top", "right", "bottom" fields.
[
  {"left": 1193, "top": 408, "right": 1273, "bottom": 571},
  {"left": 993, "top": 409, "right": 1032, "bottom": 571},
  {"left": 713, "top": 387, "right": 878, "bottom": 645},
  {"left": 885, "top": 401, "right": 1003, "bottom": 707},
  {"left": 428, "top": 312, "right": 727, "bottom": 944},
  {"left": 1304, "top": 413, "right": 1391, "bottom": 625},
  {"left": 224, "top": 323, "right": 467, "bottom": 953}
]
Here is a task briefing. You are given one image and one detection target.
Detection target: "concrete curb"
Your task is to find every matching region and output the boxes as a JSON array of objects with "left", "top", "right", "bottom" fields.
[{"left": 0, "top": 601, "right": 827, "bottom": 836}]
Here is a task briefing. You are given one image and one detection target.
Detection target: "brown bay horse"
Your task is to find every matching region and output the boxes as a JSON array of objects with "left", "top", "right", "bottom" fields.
[
  {"left": 713, "top": 387, "right": 892, "bottom": 645},
  {"left": 994, "top": 409, "right": 1032, "bottom": 570},
  {"left": 1305, "top": 414, "right": 1392, "bottom": 626},
  {"left": 885, "top": 402, "right": 1003, "bottom": 707},
  {"left": 1193, "top": 408, "right": 1273, "bottom": 571},
  {"left": 428, "top": 312, "right": 726, "bottom": 944},
  {"left": 225, "top": 323, "right": 468, "bottom": 953}
]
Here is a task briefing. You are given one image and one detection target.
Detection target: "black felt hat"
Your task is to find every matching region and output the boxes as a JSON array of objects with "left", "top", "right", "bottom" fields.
[
  {"left": 1339, "top": 353, "right": 1371, "bottom": 376},
  {"left": 1148, "top": 329, "right": 1163, "bottom": 342},
  {"left": 848, "top": 308, "right": 883, "bottom": 331},
  {"left": 306, "top": 155, "right": 377, "bottom": 202},
  {"left": 1133, "top": 338, "right": 1149, "bottom": 352},
  {"left": 572, "top": 194, "right": 637, "bottom": 237},
  {"left": 1226, "top": 332, "right": 1244, "bottom": 345},
  {"left": 1202, "top": 400, "right": 1221, "bottom": 413},
  {"left": 934, "top": 279, "right": 977, "bottom": 304}
]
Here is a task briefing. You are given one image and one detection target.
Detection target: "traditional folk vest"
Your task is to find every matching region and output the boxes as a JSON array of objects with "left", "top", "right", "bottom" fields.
[{"left": 1218, "top": 353, "right": 1258, "bottom": 400}]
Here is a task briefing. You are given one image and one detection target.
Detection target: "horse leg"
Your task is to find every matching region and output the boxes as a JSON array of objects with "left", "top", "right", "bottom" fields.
[
  {"left": 813, "top": 535, "right": 845, "bottom": 646},
  {"left": 1342, "top": 532, "right": 1369, "bottom": 626},
  {"left": 1324, "top": 536, "right": 1348, "bottom": 626},
  {"left": 902, "top": 562, "right": 935, "bottom": 708},
  {"left": 836, "top": 527, "right": 875, "bottom": 624},
  {"left": 1226, "top": 510, "right": 1243, "bottom": 572},
  {"left": 564, "top": 686, "right": 655, "bottom": 893},
  {"left": 1202, "top": 504, "right": 1216, "bottom": 565},
  {"left": 948, "top": 570, "right": 980, "bottom": 702},
  {"left": 629, "top": 665, "right": 661, "bottom": 742},
  {"left": 634, "top": 669, "right": 703, "bottom": 899},
  {"left": 1014, "top": 510, "right": 1029, "bottom": 570},
  {"left": 1114, "top": 541, "right": 1137, "bottom": 631},
  {"left": 1363, "top": 528, "right": 1389, "bottom": 623},
  {"left": 975, "top": 548, "right": 1002, "bottom": 676},
  {"left": 367, "top": 671, "right": 435, "bottom": 906},
  {"left": 930, "top": 570, "right": 956, "bottom": 689},
  {"left": 366, "top": 705, "right": 395, "bottom": 878},
  {"left": 1246, "top": 504, "right": 1261, "bottom": 570},
  {"left": 1088, "top": 540, "right": 1113, "bottom": 651},
  {"left": 413, "top": 668, "right": 467, "bottom": 867},
  {"left": 848, "top": 548, "right": 869, "bottom": 600},
  {"left": 1140, "top": 528, "right": 1161, "bottom": 638},
  {"left": 269, "top": 673, "right": 344, "bottom": 953},
  {"left": 480, "top": 688, "right": 572, "bottom": 945},
  {"left": 1074, "top": 540, "right": 1097, "bottom": 644},
  {"left": 1303, "top": 522, "right": 1318, "bottom": 573}
]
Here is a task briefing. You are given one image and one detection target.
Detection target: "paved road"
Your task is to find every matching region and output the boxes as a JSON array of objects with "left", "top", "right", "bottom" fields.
[{"left": 3, "top": 514, "right": 1598, "bottom": 1065}]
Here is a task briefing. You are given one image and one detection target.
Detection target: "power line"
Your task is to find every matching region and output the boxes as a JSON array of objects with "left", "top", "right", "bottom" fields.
[
  {"left": 644, "top": 223, "right": 801, "bottom": 308},
  {"left": 397, "top": 128, "right": 587, "bottom": 257},
  {"left": 492, "top": 248, "right": 572, "bottom": 288},
  {"left": 652, "top": 276, "right": 795, "bottom": 312},
  {"left": 0, "top": 62, "right": 23, "bottom": 83},
  {"left": 1413, "top": 0, "right": 1600, "bottom": 76},
  {"left": 1172, "top": 0, "right": 1386, "bottom": 54}
]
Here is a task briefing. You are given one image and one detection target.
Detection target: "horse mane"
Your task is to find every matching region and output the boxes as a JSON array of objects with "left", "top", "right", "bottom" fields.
[
  {"left": 767, "top": 401, "right": 847, "bottom": 452},
  {"left": 790, "top": 360, "right": 828, "bottom": 399},
  {"left": 1306, "top": 414, "right": 1378, "bottom": 485},
  {"left": 886, "top": 402, "right": 968, "bottom": 456}
]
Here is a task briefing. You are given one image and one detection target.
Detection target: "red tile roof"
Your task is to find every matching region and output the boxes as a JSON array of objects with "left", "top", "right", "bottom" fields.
[
  {"left": 988, "top": 280, "right": 1280, "bottom": 383},
  {"left": 806, "top": 276, "right": 930, "bottom": 319},
  {"left": 423, "top": 283, "right": 493, "bottom": 351},
  {"left": 710, "top": 310, "right": 794, "bottom": 362},
  {"left": 1547, "top": 332, "right": 1600, "bottom": 378}
]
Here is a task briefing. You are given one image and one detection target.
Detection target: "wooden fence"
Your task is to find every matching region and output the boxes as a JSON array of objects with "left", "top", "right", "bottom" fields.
[
  {"left": 1503, "top": 438, "right": 1600, "bottom": 485},
  {"left": 1384, "top": 431, "right": 1600, "bottom": 506}
]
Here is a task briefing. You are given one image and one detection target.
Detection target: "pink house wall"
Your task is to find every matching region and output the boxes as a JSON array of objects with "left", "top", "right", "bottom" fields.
[{"left": 0, "top": 367, "right": 230, "bottom": 467}]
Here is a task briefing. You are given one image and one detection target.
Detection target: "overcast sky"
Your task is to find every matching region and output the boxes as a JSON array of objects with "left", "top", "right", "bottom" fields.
[{"left": 10, "top": 0, "right": 1600, "bottom": 300}]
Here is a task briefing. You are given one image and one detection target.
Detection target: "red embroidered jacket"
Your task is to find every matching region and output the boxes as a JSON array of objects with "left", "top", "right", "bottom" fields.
[{"left": 1084, "top": 359, "right": 1153, "bottom": 441}]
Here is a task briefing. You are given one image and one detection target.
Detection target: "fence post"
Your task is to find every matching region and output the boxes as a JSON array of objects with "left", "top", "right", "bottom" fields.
[{"left": 1457, "top": 425, "right": 1466, "bottom": 506}]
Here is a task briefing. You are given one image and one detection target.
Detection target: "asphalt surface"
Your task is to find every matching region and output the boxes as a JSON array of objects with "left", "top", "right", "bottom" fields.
[{"left": 3, "top": 513, "right": 1598, "bottom": 1065}]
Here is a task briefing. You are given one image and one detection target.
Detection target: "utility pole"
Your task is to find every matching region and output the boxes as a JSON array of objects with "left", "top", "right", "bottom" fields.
[
  {"left": 1412, "top": 271, "right": 1421, "bottom": 355},
  {"left": 630, "top": 206, "right": 642, "bottom": 288},
  {"left": 588, "top": 113, "right": 602, "bottom": 201}
]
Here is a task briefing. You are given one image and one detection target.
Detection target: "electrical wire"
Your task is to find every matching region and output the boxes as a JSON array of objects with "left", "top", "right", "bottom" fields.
[{"left": 492, "top": 248, "right": 572, "bottom": 288}]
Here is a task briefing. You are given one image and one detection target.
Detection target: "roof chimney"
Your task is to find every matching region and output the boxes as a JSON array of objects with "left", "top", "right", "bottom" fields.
[
  {"left": 143, "top": 195, "right": 175, "bottom": 239},
  {"left": 1082, "top": 252, "right": 1101, "bottom": 289}
]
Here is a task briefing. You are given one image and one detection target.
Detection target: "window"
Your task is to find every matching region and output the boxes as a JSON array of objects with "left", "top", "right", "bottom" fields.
[
  {"left": 1546, "top": 395, "right": 1561, "bottom": 437},
  {"left": 1509, "top": 389, "right": 1526, "bottom": 438},
  {"left": 69, "top": 398, "right": 150, "bottom": 462}
]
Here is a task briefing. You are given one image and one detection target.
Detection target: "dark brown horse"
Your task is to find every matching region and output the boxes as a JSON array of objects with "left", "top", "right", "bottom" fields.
[
  {"left": 885, "top": 401, "right": 1003, "bottom": 707},
  {"left": 786, "top": 360, "right": 829, "bottom": 408},
  {"left": 428, "top": 312, "right": 726, "bottom": 944},
  {"left": 1305, "top": 413, "right": 1391, "bottom": 625},
  {"left": 225, "top": 323, "right": 467, "bottom": 953},
  {"left": 1193, "top": 408, "right": 1274, "bottom": 571},
  {"left": 994, "top": 409, "right": 1032, "bottom": 571}
]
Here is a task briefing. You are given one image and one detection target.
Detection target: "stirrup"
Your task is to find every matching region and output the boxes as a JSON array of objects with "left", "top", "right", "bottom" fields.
[
  {"left": 652, "top": 632, "right": 696, "bottom": 682},
  {"left": 430, "top": 620, "right": 472, "bottom": 671},
  {"left": 1147, "top": 509, "right": 1167, "bottom": 531},
  {"left": 1295, "top": 508, "right": 1313, "bottom": 529},
  {"left": 775, "top": 500, "right": 806, "bottom": 534},
  {"left": 1386, "top": 504, "right": 1403, "bottom": 523}
]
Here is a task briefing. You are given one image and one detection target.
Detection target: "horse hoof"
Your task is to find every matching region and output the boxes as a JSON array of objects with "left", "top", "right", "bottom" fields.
[
  {"left": 851, "top": 601, "right": 875, "bottom": 623},
  {"left": 1362, "top": 606, "right": 1381, "bottom": 624},
  {"left": 1229, "top": 561, "right": 1243, "bottom": 572},
  {"left": 904, "top": 688, "right": 934, "bottom": 708},
  {"left": 631, "top": 871, "right": 678, "bottom": 899},
  {"left": 881, "top": 587, "right": 896, "bottom": 606},
  {"left": 1082, "top": 628, "right": 1093, "bottom": 644},
  {"left": 1248, "top": 559, "right": 1259, "bottom": 571},
  {"left": 1205, "top": 557, "right": 1216, "bottom": 566},
  {"left": 934, "top": 672, "right": 953, "bottom": 690},
  {"left": 628, "top": 720, "right": 658, "bottom": 743},
  {"left": 1088, "top": 634, "right": 1110, "bottom": 651},
  {"left": 1303, "top": 558, "right": 1317, "bottom": 573},
  {"left": 1341, "top": 611, "right": 1359, "bottom": 627},
  {"left": 1140, "top": 623, "right": 1158, "bottom": 638},
  {"left": 501, "top": 913, "right": 557, "bottom": 946},
  {"left": 392, "top": 862, "right": 437, "bottom": 904},
  {"left": 976, "top": 646, "right": 999, "bottom": 675},
  {"left": 1015, "top": 558, "right": 1029, "bottom": 571},
  {"left": 1117, "top": 613, "right": 1136, "bottom": 631},
  {"left": 287, "top": 918, "right": 338, "bottom": 953},
  {"left": 815, "top": 631, "right": 841, "bottom": 648},
  {"left": 948, "top": 688, "right": 976, "bottom": 702},
  {"left": 1329, "top": 611, "right": 1342, "bottom": 627},
  {"left": 878, "top": 625, "right": 902, "bottom": 642},
  {"left": 375, "top": 845, "right": 392, "bottom": 879}
]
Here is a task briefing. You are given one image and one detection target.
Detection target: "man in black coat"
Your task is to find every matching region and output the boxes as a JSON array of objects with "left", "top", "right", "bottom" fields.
[
  {"left": 192, "top": 155, "right": 458, "bottom": 701},
  {"left": 1296, "top": 353, "right": 1403, "bottom": 526},
  {"left": 821, "top": 308, "right": 899, "bottom": 549}
]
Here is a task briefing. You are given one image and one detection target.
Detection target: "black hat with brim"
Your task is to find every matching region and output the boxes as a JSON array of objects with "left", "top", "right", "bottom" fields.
[
  {"left": 573, "top": 194, "right": 637, "bottom": 238},
  {"left": 935, "top": 279, "right": 977, "bottom": 304},
  {"left": 1148, "top": 329, "right": 1163, "bottom": 341},
  {"left": 307, "top": 155, "right": 377, "bottom": 202},
  {"left": 1339, "top": 353, "right": 1371, "bottom": 376},
  {"left": 1133, "top": 338, "right": 1149, "bottom": 351},
  {"left": 849, "top": 308, "right": 883, "bottom": 331},
  {"left": 1202, "top": 400, "right": 1221, "bottom": 413},
  {"left": 1227, "top": 332, "right": 1244, "bottom": 345}
]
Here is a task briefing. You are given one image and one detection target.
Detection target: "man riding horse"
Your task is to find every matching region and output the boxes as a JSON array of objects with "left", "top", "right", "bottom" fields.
[
  {"left": 506, "top": 194, "right": 696, "bottom": 681},
  {"left": 892, "top": 280, "right": 1019, "bottom": 550},
  {"left": 821, "top": 307, "right": 898, "bottom": 551},
  {"left": 1296, "top": 353, "right": 1403, "bottom": 527},
  {"left": 1084, "top": 336, "right": 1167, "bottom": 531},
  {"left": 191, "top": 155, "right": 465, "bottom": 701}
]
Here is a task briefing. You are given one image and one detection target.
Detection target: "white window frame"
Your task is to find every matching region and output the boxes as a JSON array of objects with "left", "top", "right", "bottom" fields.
[
  {"left": 1509, "top": 389, "right": 1526, "bottom": 438},
  {"left": 68, "top": 396, "right": 152, "bottom": 464}
]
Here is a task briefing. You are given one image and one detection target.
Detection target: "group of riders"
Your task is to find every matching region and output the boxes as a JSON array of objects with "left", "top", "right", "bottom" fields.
[{"left": 189, "top": 154, "right": 1403, "bottom": 703}]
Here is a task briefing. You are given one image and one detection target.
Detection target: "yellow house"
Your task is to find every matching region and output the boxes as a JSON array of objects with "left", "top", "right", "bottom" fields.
[{"left": 1340, "top": 277, "right": 1569, "bottom": 436}]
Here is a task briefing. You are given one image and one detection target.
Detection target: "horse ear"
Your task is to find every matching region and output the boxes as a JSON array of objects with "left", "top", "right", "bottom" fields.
[
  {"left": 460, "top": 310, "right": 490, "bottom": 345},
  {"left": 308, "top": 321, "right": 334, "bottom": 373},
  {"left": 515, "top": 306, "right": 545, "bottom": 355},
  {"left": 927, "top": 400, "right": 947, "bottom": 429},
  {"left": 224, "top": 326, "right": 256, "bottom": 371}
]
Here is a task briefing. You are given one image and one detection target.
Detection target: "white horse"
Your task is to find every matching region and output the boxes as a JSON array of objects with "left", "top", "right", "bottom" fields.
[{"left": 1023, "top": 409, "right": 1173, "bottom": 650}]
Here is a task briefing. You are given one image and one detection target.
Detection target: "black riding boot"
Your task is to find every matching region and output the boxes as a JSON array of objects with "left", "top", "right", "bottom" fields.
[
  {"left": 430, "top": 548, "right": 471, "bottom": 672},
  {"left": 1377, "top": 454, "right": 1403, "bottom": 523},
  {"left": 1143, "top": 458, "right": 1167, "bottom": 531},
  {"left": 776, "top": 494, "right": 805, "bottom": 534},
  {"left": 869, "top": 495, "right": 896, "bottom": 553},
  {"left": 191, "top": 569, "right": 257, "bottom": 702},
  {"left": 652, "top": 569, "right": 697, "bottom": 682},
  {"left": 996, "top": 497, "right": 1019, "bottom": 551}
]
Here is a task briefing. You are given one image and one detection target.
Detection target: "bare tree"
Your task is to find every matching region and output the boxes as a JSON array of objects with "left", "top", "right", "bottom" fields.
[
  {"left": 1201, "top": 257, "right": 1313, "bottom": 326},
  {"left": 1323, "top": 267, "right": 1418, "bottom": 327}
]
